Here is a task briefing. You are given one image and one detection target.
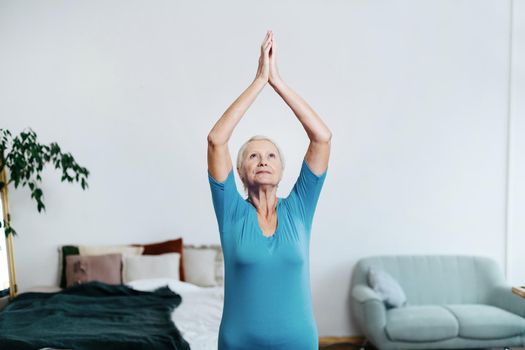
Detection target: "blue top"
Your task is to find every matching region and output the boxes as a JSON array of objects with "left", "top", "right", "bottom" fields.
[{"left": 208, "top": 159, "right": 328, "bottom": 350}]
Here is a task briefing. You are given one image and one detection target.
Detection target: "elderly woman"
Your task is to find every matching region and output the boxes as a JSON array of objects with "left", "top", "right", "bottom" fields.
[{"left": 207, "top": 30, "right": 331, "bottom": 350}]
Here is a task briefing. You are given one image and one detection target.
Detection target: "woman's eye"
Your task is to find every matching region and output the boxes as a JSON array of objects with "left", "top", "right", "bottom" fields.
[
  {"left": 269, "top": 153, "right": 275, "bottom": 158},
  {"left": 250, "top": 154, "right": 256, "bottom": 158}
]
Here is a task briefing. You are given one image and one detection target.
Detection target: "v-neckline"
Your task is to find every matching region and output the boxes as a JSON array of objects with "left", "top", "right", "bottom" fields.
[{"left": 247, "top": 197, "right": 281, "bottom": 240}]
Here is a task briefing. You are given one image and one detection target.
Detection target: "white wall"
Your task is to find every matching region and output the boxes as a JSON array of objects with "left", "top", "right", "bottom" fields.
[
  {"left": 508, "top": 0, "right": 525, "bottom": 286},
  {"left": 0, "top": 0, "right": 520, "bottom": 336}
]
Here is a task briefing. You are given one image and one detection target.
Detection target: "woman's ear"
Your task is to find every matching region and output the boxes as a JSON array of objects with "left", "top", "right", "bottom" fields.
[{"left": 237, "top": 168, "right": 244, "bottom": 182}]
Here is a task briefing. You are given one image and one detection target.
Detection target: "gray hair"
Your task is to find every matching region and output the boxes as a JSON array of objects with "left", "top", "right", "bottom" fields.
[{"left": 236, "top": 135, "right": 285, "bottom": 194}]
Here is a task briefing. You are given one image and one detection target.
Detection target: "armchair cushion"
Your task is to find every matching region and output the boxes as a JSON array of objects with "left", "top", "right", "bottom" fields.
[
  {"left": 444, "top": 304, "right": 525, "bottom": 339},
  {"left": 488, "top": 285, "right": 525, "bottom": 318},
  {"left": 368, "top": 267, "right": 407, "bottom": 308},
  {"left": 385, "top": 305, "right": 458, "bottom": 342}
]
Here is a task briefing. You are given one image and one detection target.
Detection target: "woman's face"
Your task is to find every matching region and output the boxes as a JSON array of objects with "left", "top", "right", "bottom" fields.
[{"left": 240, "top": 140, "right": 283, "bottom": 190}]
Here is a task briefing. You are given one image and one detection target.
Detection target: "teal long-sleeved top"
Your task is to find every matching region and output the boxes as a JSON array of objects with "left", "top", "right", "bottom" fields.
[{"left": 208, "top": 159, "right": 328, "bottom": 350}]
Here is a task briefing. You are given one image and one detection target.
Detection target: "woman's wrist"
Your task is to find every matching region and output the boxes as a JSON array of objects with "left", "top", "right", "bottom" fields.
[
  {"left": 252, "top": 76, "right": 268, "bottom": 89},
  {"left": 269, "top": 78, "right": 285, "bottom": 91}
]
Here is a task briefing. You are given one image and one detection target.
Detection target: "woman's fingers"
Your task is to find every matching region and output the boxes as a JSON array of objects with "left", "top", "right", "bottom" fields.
[
  {"left": 261, "top": 31, "right": 271, "bottom": 50},
  {"left": 262, "top": 39, "right": 272, "bottom": 59},
  {"left": 264, "top": 38, "right": 272, "bottom": 51},
  {"left": 255, "top": 31, "right": 273, "bottom": 82},
  {"left": 268, "top": 32, "right": 275, "bottom": 60},
  {"left": 268, "top": 31, "right": 282, "bottom": 86}
]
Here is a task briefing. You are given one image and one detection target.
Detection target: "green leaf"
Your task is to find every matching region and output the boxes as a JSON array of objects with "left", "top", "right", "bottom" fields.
[
  {"left": 2, "top": 128, "right": 90, "bottom": 227},
  {"left": 5, "top": 226, "right": 17, "bottom": 237}
]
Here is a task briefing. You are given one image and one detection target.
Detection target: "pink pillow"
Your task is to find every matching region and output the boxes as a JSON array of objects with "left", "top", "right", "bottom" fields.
[{"left": 66, "top": 253, "right": 122, "bottom": 287}]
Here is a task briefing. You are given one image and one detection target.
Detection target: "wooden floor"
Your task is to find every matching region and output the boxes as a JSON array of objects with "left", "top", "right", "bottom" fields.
[{"left": 319, "top": 337, "right": 373, "bottom": 350}]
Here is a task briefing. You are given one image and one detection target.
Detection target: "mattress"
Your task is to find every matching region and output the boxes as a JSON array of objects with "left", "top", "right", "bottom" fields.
[{"left": 127, "top": 278, "right": 224, "bottom": 350}]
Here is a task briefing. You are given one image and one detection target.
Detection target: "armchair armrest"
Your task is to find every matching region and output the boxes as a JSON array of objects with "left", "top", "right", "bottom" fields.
[
  {"left": 487, "top": 285, "right": 525, "bottom": 318},
  {"left": 351, "top": 284, "right": 387, "bottom": 336},
  {"left": 352, "top": 284, "right": 383, "bottom": 303}
]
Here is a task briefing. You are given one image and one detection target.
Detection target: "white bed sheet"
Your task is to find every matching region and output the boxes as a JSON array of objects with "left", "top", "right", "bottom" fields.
[{"left": 126, "top": 278, "right": 223, "bottom": 350}]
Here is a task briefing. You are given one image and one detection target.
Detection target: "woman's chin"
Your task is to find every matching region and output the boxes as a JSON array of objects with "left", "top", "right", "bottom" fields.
[{"left": 252, "top": 181, "right": 278, "bottom": 187}]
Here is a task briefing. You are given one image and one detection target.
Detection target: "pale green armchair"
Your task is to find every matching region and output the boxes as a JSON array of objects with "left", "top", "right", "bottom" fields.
[{"left": 351, "top": 255, "right": 525, "bottom": 349}]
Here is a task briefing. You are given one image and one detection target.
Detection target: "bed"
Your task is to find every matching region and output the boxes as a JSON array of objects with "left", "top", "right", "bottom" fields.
[
  {"left": 0, "top": 240, "right": 225, "bottom": 349},
  {"left": 0, "top": 278, "right": 223, "bottom": 350}
]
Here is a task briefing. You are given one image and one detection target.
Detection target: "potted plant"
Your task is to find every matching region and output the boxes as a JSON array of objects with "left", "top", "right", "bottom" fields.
[{"left": 0, "top": 127, "right": 89, "bottom": 298}]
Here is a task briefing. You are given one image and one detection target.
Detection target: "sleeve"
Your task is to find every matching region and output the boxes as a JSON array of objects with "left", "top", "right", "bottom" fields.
[
  {"left": 287, "top": 159, "right": 328, "bottom": 232},
  {"left": 208, "top": 167, "right": 244, "bottom": 234}
]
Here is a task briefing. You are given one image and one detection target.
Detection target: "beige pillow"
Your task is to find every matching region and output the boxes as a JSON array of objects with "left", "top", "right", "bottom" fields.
[
  {"left": 183, "top": 244, "right": 223, "bottom": 287},
  {"left": 79, "top": 245, "right": 144, "bottom": 257},
  {"left": 122, "top": 253, "right": 181, "bottom": 283},
  {"left": 66, "top": 253, "right": 122, "bottom": 287}
]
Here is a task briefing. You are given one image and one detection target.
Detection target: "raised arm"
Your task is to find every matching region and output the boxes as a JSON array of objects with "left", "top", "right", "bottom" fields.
[
  {"left": 207, "top": 31, "right": 272, "bottom": 182},
  {"left": 268, "top": 31, "right": 332, "bottom": 176}
]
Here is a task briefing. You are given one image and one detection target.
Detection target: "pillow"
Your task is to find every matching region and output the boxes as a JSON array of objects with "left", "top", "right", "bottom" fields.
[
  {"left": 59, "top": 245, "right": 81, "bottom": 288},
  {"left": 132, "top": 238, "right": 186, "bottom": 282},
  {"left": 59, "top": 245, "right": 144, "bottom": 288},
  {"left": 126, "top": 278, "right": 201, "bottom": 294},
  {"left": 78, "top": 245, "right": 144, "bottom": 257},
  {"left": 183, "top": 245, "right": 223, "bottom": 287},
  {"left": 122, "top": 253, "right": 181, "bottom": 283},
  {"left": 367, "top": 267, "right": 407, "bottom": 308},
  {"left": 65, "top": 253, "right": 122, "bottom": 287}
]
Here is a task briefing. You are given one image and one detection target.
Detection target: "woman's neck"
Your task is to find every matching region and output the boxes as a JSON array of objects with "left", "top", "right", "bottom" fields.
[{"left": 247, "top": 186, "right": 278, "bottom": 218}]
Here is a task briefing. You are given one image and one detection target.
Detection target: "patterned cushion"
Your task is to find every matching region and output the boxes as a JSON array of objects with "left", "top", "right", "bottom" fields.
[
  {"left": 65, "top": 253, "right": 122, "bottom": 287},
  {"left": 59, "top": 245, "right": 143, "bottom": 288}
]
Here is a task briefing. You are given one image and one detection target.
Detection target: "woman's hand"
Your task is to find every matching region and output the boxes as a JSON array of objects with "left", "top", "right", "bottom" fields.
[
  {"left": 268, "top": 31, "right": 283, "bottom": 88},
  {"left": 254, "top": 31, "right": 272, "bottom": 83}
]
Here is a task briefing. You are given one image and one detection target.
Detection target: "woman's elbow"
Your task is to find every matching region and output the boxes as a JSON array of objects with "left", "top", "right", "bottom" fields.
[
  {"left": 312, "top": 130, "right": 332, "bottom": 143},
  {"left": 207, "top": 133, "right": 227, "bottom": 146}
]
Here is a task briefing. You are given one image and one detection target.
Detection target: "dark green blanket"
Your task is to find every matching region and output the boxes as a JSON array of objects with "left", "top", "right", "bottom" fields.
[{"left": 0, "top": 281, "right": 191, "bottom": 350}]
